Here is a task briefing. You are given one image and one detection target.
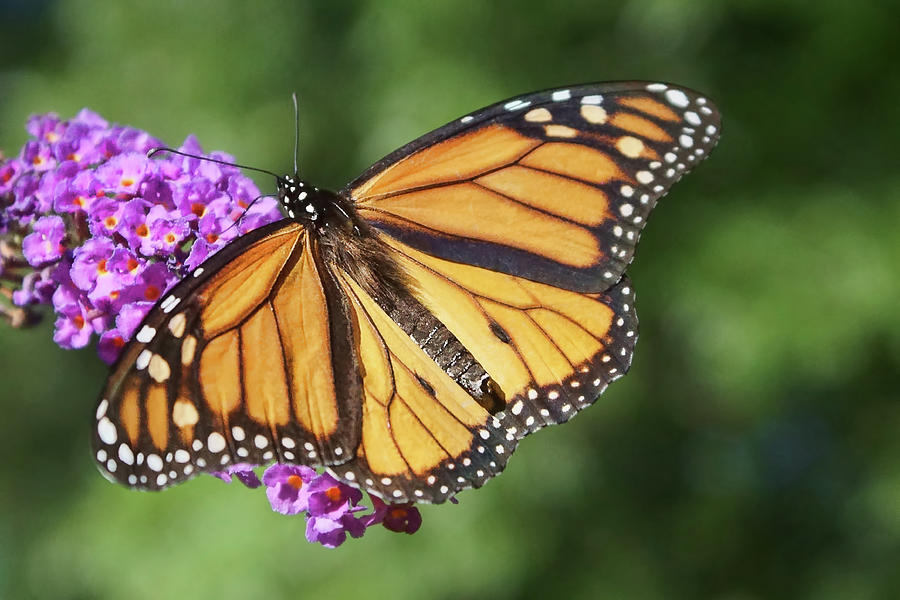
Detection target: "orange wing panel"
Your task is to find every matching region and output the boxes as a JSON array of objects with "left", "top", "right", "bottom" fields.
[
  {"left": 354, "top": 124, "right": 541, "bottom": 200},
  {"left": 378, "top": 234, "right": 637, "bottom": 438}
]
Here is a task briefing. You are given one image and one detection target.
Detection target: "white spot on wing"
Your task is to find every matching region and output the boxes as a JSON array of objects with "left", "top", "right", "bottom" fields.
[
  {"left": 504, "top": 99, "right": 531, "bottom": 111},
  {"left": 207, "top": 432, "right": 226, "bottom": 453},
  {"left": 161, "top": 295, "right": 180, "bottom": 313},
  {"left": 118, "top": 444, "right": 134, "bottom": 465},
  {"left": 97, "top": 417, "right": 117, "bottom": 445},
  {"left": 636, "top": 171, "right": 654, "bottom": 184},
  {"left": 147, "top": 453, "right": 164, "bottom": 472},
  {"left": 136, "top": 325, "right": 156, "bottom": 343},
  {"left": 664, "top": 89, "right": 690, "bottom": 108},
  {"left": 135, "top": 349, "right": 152, "bottom": 371},
  {"left": 684, "top": 111, "right": 701, "bottom": 126}
]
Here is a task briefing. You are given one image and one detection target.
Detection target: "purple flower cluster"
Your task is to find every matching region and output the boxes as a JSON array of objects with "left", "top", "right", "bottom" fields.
[
  {"left": 0, "top": 110, "right": 281, "bottom": 362},
  {"left": 217, "top": 463, "right": 422, "bottom": 548},
  {"left": 1, "top": 109, "right": 424, "bottom": 548}
]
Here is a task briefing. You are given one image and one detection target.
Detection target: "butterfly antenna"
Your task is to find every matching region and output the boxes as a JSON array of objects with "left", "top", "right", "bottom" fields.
[
  {"left": 292, "top": 92, "right": 300, "bottom": 176},
  {"left": 218, "top": 193, "right": 278, "bottom": 236},
  {"left": 148, "top": 147, "right": 281, "bottom": 179}
]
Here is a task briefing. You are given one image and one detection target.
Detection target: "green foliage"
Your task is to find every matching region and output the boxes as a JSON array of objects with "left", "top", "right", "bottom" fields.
[{"left": 1, "top": 0, "right": 898, "bottom": 598}]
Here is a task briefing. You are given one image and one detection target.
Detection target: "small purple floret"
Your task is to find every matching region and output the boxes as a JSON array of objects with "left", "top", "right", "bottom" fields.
[
  {"left": 305, "top": 512, "right": 367, "bottom": 548},
  {"left": 211, "top": 464, "right": 262, "bottom": 488},
  {"left": 22, "top": 215, "right": 66, "bottom": 266},
  {"left": 262, "top": 464, "right": 317, "bottom": 515}
]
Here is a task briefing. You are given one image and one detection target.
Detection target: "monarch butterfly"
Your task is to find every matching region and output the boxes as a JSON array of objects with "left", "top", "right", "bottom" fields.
[{"left": 92, "top": 81, "right": 720, "bottom": 503}]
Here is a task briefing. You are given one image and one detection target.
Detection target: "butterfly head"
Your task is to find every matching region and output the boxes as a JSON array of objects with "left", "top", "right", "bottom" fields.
[
  {"left": 277, "top": 174, "right": 325, "bottom": 223},
  {"left": 276, "top": 174, "right": 359, "bottom": 236}
]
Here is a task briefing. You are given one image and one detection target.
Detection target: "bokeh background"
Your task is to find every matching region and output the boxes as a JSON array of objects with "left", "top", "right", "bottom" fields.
[{"left": 1, "top": 1, "right": 898, "bottom": 598}]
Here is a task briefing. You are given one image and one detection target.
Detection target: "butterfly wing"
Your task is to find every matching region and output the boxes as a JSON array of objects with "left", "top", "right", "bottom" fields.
[
  {"left": 93, "top": 221, "right": 364, "bottom": 489},
  {"left": 372, "top": 238, "right": 639, "bottom": 440},
  {"left": 344, "top": 81, "right": 720, "bottom": 293},
  {"left": 324, "top": 267, "right": 517, "bottom": 503},
  {"left": 342, "top": 81, "right": 718, "bottom": 440}
]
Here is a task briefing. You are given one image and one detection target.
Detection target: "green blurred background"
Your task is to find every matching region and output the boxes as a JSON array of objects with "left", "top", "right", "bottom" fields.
[{"left": 1, "top": 1, "right": 898, "bottom": 598}]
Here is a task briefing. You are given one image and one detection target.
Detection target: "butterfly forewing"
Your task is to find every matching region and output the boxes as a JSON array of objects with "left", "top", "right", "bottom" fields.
[
  {"left": 346, "top": 81, "right": 720, "bottom": 293},
  {"left": 93, "top": 222, "right": 364, "bottom": 489}
]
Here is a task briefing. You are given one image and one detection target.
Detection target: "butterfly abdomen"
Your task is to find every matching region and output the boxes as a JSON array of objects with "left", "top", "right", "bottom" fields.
[{"left": 386, "top": 291, "right": 502, "bottom": 413}]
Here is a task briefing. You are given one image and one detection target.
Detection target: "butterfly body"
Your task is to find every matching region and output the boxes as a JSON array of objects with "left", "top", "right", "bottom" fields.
[
  {"left": 276, "top": 173, "right": 502, "bottom": 407},
  {"left": 93, "top": 82, "right": 720, "bottom": 503}
]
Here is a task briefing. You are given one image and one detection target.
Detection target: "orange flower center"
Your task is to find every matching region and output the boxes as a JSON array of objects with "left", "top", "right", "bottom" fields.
[
  {"left": 73, "top": 315, "right": 85, "bottom": 329},
  {"left": 135, "top": 224, "right": 149, "bottom": 237},
  {"left": 165, "top": 233, "right": 176, "bottom": 244},
  {"left": 205, "top": 233, "right": 219, "bottom": 244},
  {"left": 389, "top": 507, "right": 408, "bottom": 520},
  {"left": 120, "top": 177, "right": 135, "bottom": 188},
  {"left": 287, "top": 475, "right": 304, "bottom": 490},
  {"left": 126, "top": 258, "right": 139, "bottom": 272},
  {"left": 97, "top": 259, "right": 108, "bottom": 275},
  {"left": 325, "top": 486, "right": 343, "bottom": 502},
  {"left": 144, "top": 284, "right": 160, "bottom": 301},
  {"left": 191, "top": 203, "right": 206, "bottom": 217},
  {"left": 104, "top": 216, "right": 118, "bottom": 229}
]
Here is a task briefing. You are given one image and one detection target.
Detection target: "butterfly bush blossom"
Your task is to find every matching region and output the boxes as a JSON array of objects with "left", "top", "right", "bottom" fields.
[{"left": 0, "top": 109, "right": 421, "bottom": 548}]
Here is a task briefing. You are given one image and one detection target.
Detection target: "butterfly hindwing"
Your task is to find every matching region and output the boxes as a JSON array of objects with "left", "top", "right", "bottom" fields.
[
  {"left": 327, "top": 269, "right": 513, "bottom": 503},
  {"left": 93, "top": 222, "right": 364, "bottom": 489},
  {"left": 375, "top": 235, "right": 638, "bottom": 438},
  {"left": 346, "top": 81, "right": 720, "bottom": 293}
]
